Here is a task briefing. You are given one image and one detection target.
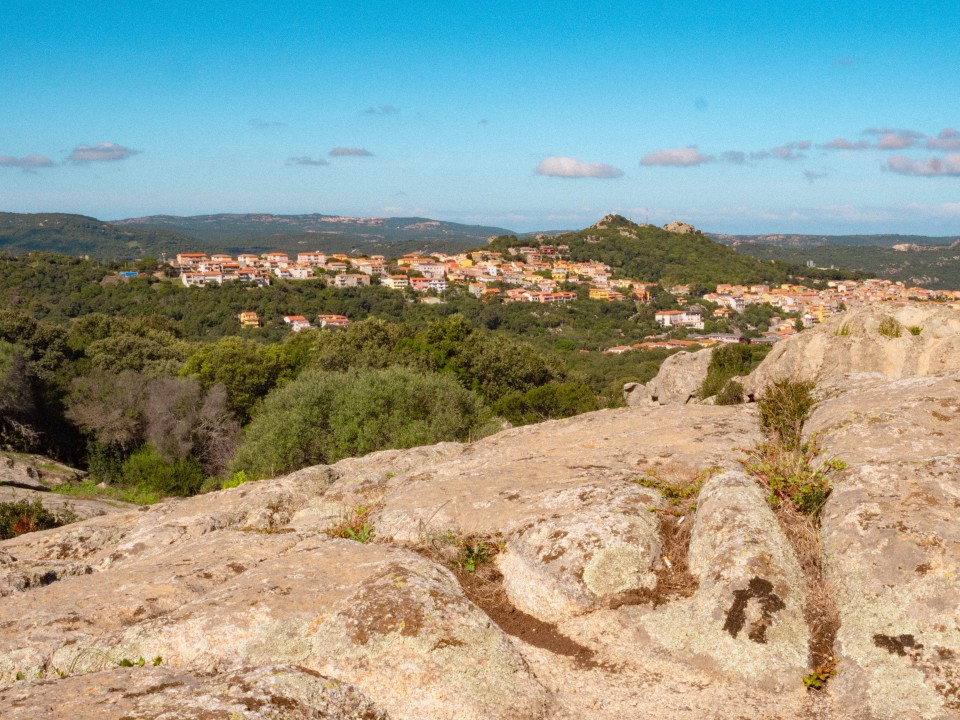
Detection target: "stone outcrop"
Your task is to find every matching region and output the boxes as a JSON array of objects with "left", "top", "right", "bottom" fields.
[
  {"left": 2, "top": 304, "right": 960, "bottom": 718},
  {"left": 663, "top": 221, "right": 699, "bottom": 234},
  {"left": 1, "top": 664, "right": 389, "bottom": 720},
  {"left": 808, "top": 372, "right": 960, "bottom": 720},
  {"left": 642, "top": 470, "right": 809, "bottom": 692},
  {"left": 624, "top": 347, "right": 713, "bottom": 405},
  {"left": 743, "top": 303, "right": 960, "bottom": 398}
]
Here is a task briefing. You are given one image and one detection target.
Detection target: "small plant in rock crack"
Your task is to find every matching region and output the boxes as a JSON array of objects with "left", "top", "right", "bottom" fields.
[
  {"left": 802, "top": 657, "right": 838, "bottom": 689},
  {"left": 325, "top": 503, "right": 379, "bottom": 543},
  {"left": 455, "top": 533, "right": 503, "bottom": 572},
  {"left": 634, "top": 466, "right": 718, "bottom": 505},
  {"left": 740, "top": 438, "right": 844, "bottom": 519},
  {"left": 118, "top": 657, "right": 145, "bottom": 667},
  {"left": 877, "top": 316, "right": 902, "bottom": 338}
]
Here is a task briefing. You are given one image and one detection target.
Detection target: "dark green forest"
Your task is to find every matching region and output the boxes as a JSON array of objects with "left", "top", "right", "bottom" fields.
[{"left": 0, "top": 252, "right": 701, "bottom": 503}]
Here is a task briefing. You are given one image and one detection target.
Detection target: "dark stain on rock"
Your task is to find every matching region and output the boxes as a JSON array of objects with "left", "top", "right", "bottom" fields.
[
  {"left": 723, "top": 577, "right": 786, "bottom": 644},
  {"left": 341, "top": 565, "right": 427, "bottom": 645},
  {"left": 915, "top": 563, "right": 931, "bottom": 575},
  {"left": 227, "top": 562, "right": 246, "bottom": 574},
  {"left": 873, "top": 633, "right": 923, "bottom": 657},
  {"left": 541, "top": 547, "right": 566, "bottom": 563}
]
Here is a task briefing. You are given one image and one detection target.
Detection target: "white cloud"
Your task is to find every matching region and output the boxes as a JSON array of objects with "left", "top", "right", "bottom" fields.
[
  {"left": 329, "top": 147, "right": 373, "bottom": 157},
  {"left": 536, "top": 156, "right": 623, "bottom": 178},
  {"left": 887, "top": 153, "right": 960, "bottom": 177},
  {"left": 640, "top": 147, "right": 714, "bottom": 166},
  {"left": 925, "top": 128, "right": 960, "bottom": 151},
  {"left": 287, "top": 156, "right": 330, "bottom": 166},
  {"left": 875, "top": 132, "right": 916, "bottom": 150},
  {"left": 68, "top": 142, "right": 139, "bottom": 163},
  {"left": 0, "top": 154, "right": 55, "bottom": 169}
]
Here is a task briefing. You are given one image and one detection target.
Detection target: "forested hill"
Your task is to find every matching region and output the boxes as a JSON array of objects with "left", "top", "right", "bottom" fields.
[
  {"left": 113, "top": 213, "right": 513, "bottom": 255},
  {"left": 0, "top": 212, "right": 515, "bottom": 260},
  {"left": 487, "top": 215, "right": 836, "bottom": 287},
  {"left": 0, "top": 213, "right": 196, "bottom": 261}
]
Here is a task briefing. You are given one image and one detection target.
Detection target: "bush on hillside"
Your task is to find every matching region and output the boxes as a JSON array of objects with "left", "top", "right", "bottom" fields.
[{"left": 231, "top": 366, "right": 492, "bottom": 479}]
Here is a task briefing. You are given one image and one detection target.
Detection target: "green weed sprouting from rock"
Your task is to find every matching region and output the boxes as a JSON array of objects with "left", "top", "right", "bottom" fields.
[
  {"left": 803, "top": 658, "right": 838, "bottom": 689},
  {"left": 741, "top": 437, "right": 844, "bottom": 519},
  {"left": 455, "top": 533, "right": 502, "bottom": 572},
  {"left": 878, "top": 316, "right": 902, "bottom": 338},
  {"left": 634, "top": 466, "right": 718, "bottom": 505},
  {"left": 833, "top": 323, "right": 850, "bottom": 337},
  {"left": 325, "top": 504, "right": 379, "bottom": 543},
  {"left": 908, "top": 325, "right": 923, "bottom": 336}
]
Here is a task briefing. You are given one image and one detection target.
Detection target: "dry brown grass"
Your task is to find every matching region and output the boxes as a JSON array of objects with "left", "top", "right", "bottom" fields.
[{"left": 775, "top": 506, "right": 840, "bottom": 671}]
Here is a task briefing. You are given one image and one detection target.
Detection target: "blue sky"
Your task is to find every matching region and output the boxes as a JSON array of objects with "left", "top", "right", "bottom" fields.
[{"left": 2, "top": 0, "right": 960, "bottom": 234}]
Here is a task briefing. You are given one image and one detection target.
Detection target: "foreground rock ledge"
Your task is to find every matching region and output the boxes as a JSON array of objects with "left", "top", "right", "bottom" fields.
[{"left": 1, "top": 303, "right": 959, "bottom": 719}]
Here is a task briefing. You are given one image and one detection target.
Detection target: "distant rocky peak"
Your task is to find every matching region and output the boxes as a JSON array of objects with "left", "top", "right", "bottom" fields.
[
  {"left": 663, "top": 221, "right": 699, "bottom": 235},
  {"left": 592, "top": 214, "right": 633, "bottom": 230}
]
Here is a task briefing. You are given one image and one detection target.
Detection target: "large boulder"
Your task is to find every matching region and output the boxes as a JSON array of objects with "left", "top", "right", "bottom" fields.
[
  {"left": 624, "top": 348, "right": 713, "bottom": 405},
  {"left": 809, "top": 373, "right": 960, "bottom": 719},
  {"left": 641, "top": 470, "right": 809, "bottom": 692},
  {"left": 743, "top": 303, "right": 960, "bottom": 398}
]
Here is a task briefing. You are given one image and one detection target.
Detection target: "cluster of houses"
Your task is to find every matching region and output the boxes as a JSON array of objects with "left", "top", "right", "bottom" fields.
[{"left": 167, "top": 248, "right": 960, "bottom": 339}]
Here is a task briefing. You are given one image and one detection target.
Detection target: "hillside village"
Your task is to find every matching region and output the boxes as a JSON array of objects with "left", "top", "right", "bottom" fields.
[{"left": 168, "top": 245, "right": 960, "bottom": 345}]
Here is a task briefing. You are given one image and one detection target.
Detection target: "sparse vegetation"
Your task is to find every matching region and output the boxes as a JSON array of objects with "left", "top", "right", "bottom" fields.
[
  {"left": 878, "top": 316, "right": 902, "bottom": 338},
  {"left": 325, "top": 504, "right": 379, "bottom": 543},
  {"left": 803, "top": 658, "right": 838, "bottom": 690},
  {"left": 908, "top": 325, "right": 923, "bottom": 335},
  {"left": 697, "top": 343, "right": 771, "bottom": 402},
  {"left": 757, "top": 378, "right": 816, "bottom": 451},
  {"left": 745, "top": 379, "right": 845, "bottom": 688},
  {"left": 833, "top": 322, "right": 850, "bottom": 337}
]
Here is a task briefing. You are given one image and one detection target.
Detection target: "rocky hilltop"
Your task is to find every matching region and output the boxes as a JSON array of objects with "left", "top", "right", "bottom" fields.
[{"left": 1, "top": 304, "right": 958, "bottom": 719}]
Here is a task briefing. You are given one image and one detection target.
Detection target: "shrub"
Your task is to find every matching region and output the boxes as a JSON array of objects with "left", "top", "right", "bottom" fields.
[
  {"left": 741, "top": 439, "right": 843, "bottom": 519},
  {"left": 119, "top": 445, "right": 205, "bottom": 497},
  {"left": 877, "top": 316, "right": 901, "bottom": 338},
  {"left": 231, "top": 366, "right": 491, "bottom": 479},
  {"left": 698, "top": 343, "right": 770, "bottom": 400},
  {"left": 757, "top": 379, "right": 816, "bottom": 451},
  {"left": 715, "top": 379, "right": 744, "bottom": 406},
  {"left": 908, "top": 325, "right": 923, "bottom": 336},
  {"left": 0, "top": 498, "right": 78, "bottom": 540},
  {"left": 492, "top": 381, "right": 599, "bottom": 425}
]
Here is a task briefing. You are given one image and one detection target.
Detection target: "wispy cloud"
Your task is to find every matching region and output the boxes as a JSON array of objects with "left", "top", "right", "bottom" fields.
[
  {"left": 804, "top": 170, "right": 828, "bottom": 183},
  {"left": 329, "top": 147, "right": 373, "bottom": 157},
  {"left": 925, "top": 128, "right": 960, "bottom": 151},
  {"left": 287, "top": 156, "right": 330, "bottom": 166},
  {"left": 68, "top": 142, "right": 139, "bottom": 164},
  {"left": 719, "top": 150, "right": 746, "bottom": 164},
  {"left": 751, "top": 140, "right": 810, "bottom": 161},
  {"left": 821, "top": 137, "right": 871, "bottom": 150},
  {"left": 862, "top": 127, "right": 923, "bottom": 150},
  {"left": 536, "top": 156, "right": 623, "bottom": 178},
  {"left": 641, "top": 147, "right": 714, "bottom": 167},
  {"left": 250, "top": 118, "right": 285, "bottom": 128},
  {"left": 0, "top": 154, "right": 55, "bottom": 169},
  {"left": 364, "top": 105, "right": 400, "bottom": 116},
  {"left": 887, "top": 153, "right": 960, "bottom": 177},
  {"left": 833, "top": 57, "right": 856, "bottom": 67}
]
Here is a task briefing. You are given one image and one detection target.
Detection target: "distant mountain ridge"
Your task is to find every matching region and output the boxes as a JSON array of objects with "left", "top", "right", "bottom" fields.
[
  {"left": 711, "top": 232, "right": 960, "bottom": 248},
  {"left": 0, "top": 212, "right": 516, "bottom": 260},
  {"left": 114, "top": 213, "right": 514, "bottom": 249}
]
